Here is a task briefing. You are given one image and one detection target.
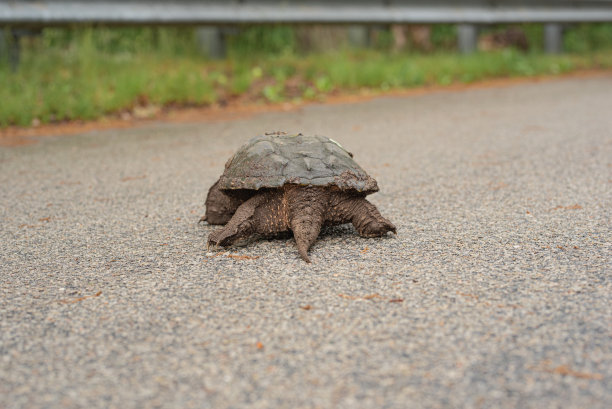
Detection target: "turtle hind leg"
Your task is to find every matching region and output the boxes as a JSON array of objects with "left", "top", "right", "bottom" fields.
[
  {"left": 329, "top": 194, "right": 396, "bottom": 237},
  {"left": 207, "top": 190, "right": 288, "bottom": 248},
  {"left": 286, "top": 186, "right": 327, "bottom": 263},
  {"left": 207, "top": 192, "right": 270, "bottom": 247},
  {"left": 355, "top": 200, "right": 396, "bottom": 237}
]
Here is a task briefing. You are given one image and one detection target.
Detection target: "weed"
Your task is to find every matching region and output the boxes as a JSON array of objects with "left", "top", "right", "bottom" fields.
[{"left": 1, "top": 25, "right": 612, "bottom": 127}]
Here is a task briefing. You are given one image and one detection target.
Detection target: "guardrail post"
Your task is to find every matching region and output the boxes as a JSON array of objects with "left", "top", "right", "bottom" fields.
[
  {"left": 347, "top": 25, "right": 370, "bottom": 48},
  {"left": 0, "top": 28, "right": 20, "bottom": 71},
  {"left": 0, "top": 28, "right": 6, "bottom": 64},
  {"left": 544, "top": 23, "right": 562, "bottom": 53},
  {"left": 196, "top": 27, "right": 226, "bottom": 59},
  {"left": 457, "top": 24, "right": 477, "bottom": 54}
]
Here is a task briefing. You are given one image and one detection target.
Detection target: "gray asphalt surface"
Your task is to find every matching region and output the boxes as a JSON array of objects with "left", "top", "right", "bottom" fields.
[{"left": 1, "top": 76, "right": 611, "bottom": 409}]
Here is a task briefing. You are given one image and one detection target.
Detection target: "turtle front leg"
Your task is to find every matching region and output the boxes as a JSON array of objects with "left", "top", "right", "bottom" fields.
[
  {"left": 200, "top": 179, "right": 246, "bottom": 225},
  {"left": 329, "top": 193, "right": 396, "bottom": 237}
]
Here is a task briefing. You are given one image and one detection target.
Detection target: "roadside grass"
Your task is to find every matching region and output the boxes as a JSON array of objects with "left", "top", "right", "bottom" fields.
[
  {"left": 1, "top": 50, "right": 218, "bottom": 126},
  {"left": 2, "top": 43, "right": 612, "bottom": 127}
]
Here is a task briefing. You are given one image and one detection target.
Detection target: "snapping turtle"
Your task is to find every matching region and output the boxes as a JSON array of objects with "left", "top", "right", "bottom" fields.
[{"left": 201, "top": 132, "right": 396, "bottom": 262}]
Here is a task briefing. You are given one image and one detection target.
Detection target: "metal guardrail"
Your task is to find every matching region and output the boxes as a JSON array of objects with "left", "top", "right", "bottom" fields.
[
  {"left": 2, "top": 0, "right": 612, "bottom": 65},
  {"left": 3, "top": 1, "right": 612, "bottom": 25}
]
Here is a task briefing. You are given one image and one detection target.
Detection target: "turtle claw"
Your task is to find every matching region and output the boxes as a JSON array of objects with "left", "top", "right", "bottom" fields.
[
  {"left": 208, "top": 225, "right": 241, "bottom": 248},
  {"left": 199, "top": 214, "right": 207, "bottom": 224},
  {"left": 362, "top": 219, "right": 396, "bottom": 238}
]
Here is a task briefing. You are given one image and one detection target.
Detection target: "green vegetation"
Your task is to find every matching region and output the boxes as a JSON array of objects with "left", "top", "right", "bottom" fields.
[
  {"left": 564, "top": 23, "right": 612, "bottom": 53},
  {"left": 1, "top": 24, "right": 612, "bottom": 127}
]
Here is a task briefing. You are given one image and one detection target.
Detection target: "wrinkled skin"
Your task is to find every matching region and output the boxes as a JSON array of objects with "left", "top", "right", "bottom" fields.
[{"left": 201, "top": 182, "right": 396, "bottom": 263}]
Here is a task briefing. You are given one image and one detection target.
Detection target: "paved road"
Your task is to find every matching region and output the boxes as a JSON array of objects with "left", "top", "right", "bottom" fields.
[{"left": 1, "top": 76, "right": 611, "bottom": 409}]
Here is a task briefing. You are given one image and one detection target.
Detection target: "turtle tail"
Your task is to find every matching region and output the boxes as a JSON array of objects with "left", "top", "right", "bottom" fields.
[{"left": 287, "top": 186, "right": 326, "bottom": 263}]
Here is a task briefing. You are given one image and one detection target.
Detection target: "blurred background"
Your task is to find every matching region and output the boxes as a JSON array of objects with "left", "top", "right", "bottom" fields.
[{"left": 1, "top": 0, "right": 612, "bottom": 128}]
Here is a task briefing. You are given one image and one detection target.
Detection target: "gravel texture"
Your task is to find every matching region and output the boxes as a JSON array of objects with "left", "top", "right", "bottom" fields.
[{"left": 1, "top": 76, "right": 611, "bottom": 409}]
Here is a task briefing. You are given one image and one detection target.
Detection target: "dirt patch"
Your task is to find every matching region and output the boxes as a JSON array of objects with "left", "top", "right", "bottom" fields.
[
  {"left": 58, "top": 291, "right": 102, "bottom": 304},
  {"left": 2, "top": 69, "right": 611, "bottom": 147},
  {"left": 551, "top": 204, "right": 583, "bottom": 211},
  {"left": 535, "top": 362, "right": 604, "bottom": 380}
]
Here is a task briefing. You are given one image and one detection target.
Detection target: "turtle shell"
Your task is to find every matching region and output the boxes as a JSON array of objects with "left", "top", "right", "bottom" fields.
[{"left": 217, "top": 133, "right": 379, "bottom": 194}]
